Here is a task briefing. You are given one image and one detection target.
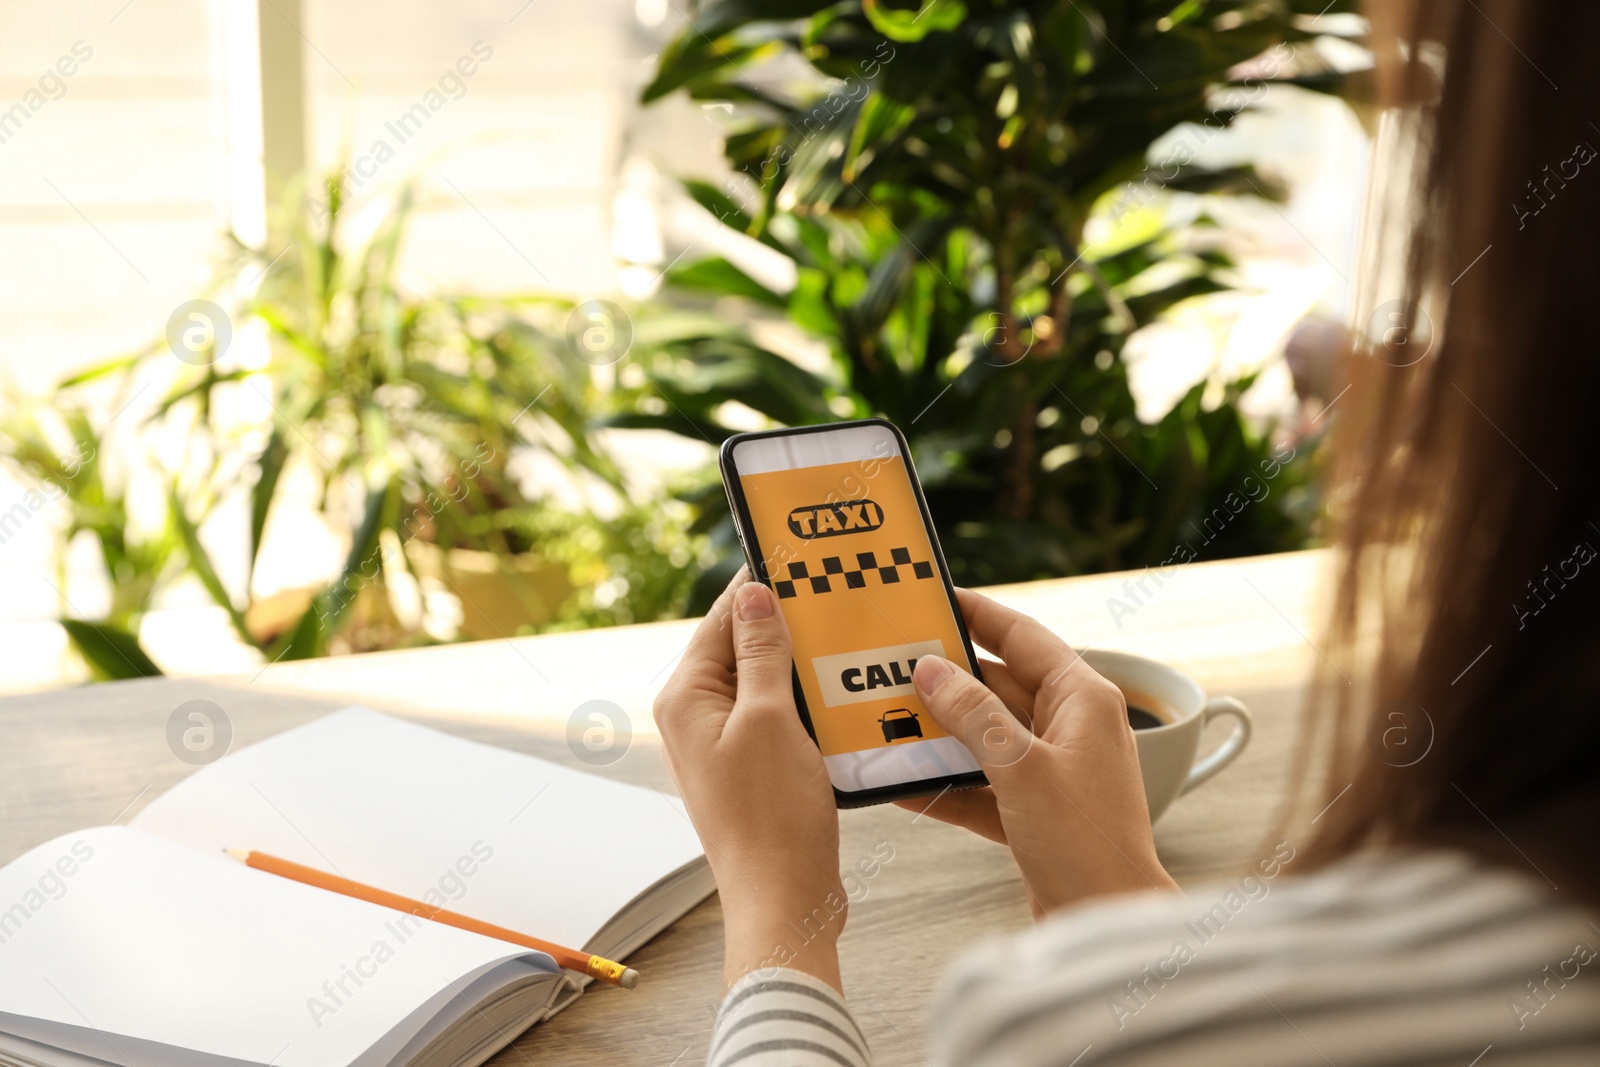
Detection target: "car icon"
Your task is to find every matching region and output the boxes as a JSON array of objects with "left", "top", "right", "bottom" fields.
[{"left": 879, "top": 708, "right": 923, "bottom": 742}]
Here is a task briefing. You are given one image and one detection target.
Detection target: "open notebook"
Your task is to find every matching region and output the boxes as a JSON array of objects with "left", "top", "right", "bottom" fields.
[{"left": 0, "top": 708, "right": 713, "bottom": 1067}]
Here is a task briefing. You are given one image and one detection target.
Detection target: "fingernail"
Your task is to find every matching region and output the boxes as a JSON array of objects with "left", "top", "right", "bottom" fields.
[
  {"left": 736, "top": 582, "right": 774, "bottom": 621},
  {"left": 914, "top": 655, "right": 955, "bottom": 693}
]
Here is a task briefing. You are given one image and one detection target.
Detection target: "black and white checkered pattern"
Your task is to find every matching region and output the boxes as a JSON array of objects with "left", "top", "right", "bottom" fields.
[{"left": 772, "top": 547, "right": 937, "bottom": 599}]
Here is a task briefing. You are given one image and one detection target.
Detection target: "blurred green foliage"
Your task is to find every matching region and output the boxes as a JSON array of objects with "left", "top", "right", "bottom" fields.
[
  {"left": 11, "top": 180, "right": 701, "bottom": 678},
  {"left": 628, "top": 0, "right": 1359, "bottom": 609},
  {"left": 0, "top": 395, "right": 176, "bottom": 679},
  {"left": 3, "top": 0, "right": 1370, "bottom": 680}
]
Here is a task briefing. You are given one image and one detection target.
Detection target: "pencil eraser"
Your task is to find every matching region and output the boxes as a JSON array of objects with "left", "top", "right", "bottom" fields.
[{"left": 620, "top": 968, "right": 640, "bottom": 989}]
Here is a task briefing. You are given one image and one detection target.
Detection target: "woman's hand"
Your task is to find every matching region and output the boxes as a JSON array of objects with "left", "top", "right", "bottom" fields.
[
  {"left": 654, "top": 568, "right": 845, "bottom": 992},
  {"left": 896, "top": 588, "right": 1177, "bottom": 915}
]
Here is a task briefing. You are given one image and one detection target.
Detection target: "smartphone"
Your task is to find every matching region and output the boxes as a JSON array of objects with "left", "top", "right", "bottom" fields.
[{"left": 719, "top": 418, "right": 988, "bottom": 807}]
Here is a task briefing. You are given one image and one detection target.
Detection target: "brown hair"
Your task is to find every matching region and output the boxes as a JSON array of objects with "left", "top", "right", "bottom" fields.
[{"left": 1294, "top": 0, "right": 1600, "bottom": 900}]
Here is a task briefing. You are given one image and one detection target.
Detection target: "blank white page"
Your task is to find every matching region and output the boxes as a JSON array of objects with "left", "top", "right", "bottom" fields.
[
  {"left": 0, "top": 827, "right": 555, "bottom": 1067},
  {"left": 130, "top": 707, "right": 706, "bottom": 950}
]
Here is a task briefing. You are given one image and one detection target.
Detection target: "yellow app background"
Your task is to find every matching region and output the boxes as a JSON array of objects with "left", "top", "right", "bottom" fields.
[{"left": 738, "top": 454, "right": 971, "bottom": 757}]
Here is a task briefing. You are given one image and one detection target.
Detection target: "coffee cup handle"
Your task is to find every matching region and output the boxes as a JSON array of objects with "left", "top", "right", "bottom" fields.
[{"left": 1182, "top": 696, "right": 1253, "bottom": 794}]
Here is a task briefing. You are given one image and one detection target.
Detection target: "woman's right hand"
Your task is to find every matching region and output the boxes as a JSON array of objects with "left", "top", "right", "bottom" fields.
[{"left": 895, "top": 589, "right": 1178, "bottom": 914}]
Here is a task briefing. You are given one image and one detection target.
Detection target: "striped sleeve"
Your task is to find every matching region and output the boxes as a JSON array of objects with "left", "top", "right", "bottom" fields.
[
  {"left": 708, "top": 968, "right": 872, "bottom": 1067},
  {"left": 927, "top": 848, "right": 1600, "bottom": 1067}
]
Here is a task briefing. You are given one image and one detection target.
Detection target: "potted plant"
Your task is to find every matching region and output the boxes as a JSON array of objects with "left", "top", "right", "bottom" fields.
[
  {"left": 60, "top": 174, "right": 630, "bottom": 670},
  {"left": 213, "top": 177, "right": 619, "bottom": 650},
  {"left": 0, "top": 389, "right": 174, "bottom": 678},
  {"left": 622, "top": 0, "right": 1363, "bottom": 609}
]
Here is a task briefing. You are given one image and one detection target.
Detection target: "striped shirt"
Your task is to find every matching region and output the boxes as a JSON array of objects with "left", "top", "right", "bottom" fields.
[
  {"left": 711, "top": 967, "right": 872, "bottom": 1067},
  {"left": 707, "top": 849, "right": 1600, "bottom": 1067}
]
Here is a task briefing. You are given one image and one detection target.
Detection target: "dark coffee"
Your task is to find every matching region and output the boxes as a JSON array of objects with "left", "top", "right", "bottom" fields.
[
  {"left": 1123, "top": 689, "right": 1180, "bottom": 730},
  {"left": 1126, "top": 706, "right": 1167, "bottom": 730}
]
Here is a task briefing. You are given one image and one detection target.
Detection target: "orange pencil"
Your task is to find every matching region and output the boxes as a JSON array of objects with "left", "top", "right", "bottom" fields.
[{"left": 224, "top": 848, "right": 639, "bottom": 989}]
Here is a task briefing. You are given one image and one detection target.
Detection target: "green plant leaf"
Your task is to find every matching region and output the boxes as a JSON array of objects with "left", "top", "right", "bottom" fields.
[
  {"left": 250, "top": 426, "right": 289, "bottom": 568},
  {"left": 668, "top": 256, "right": 788, "bottom": 308},
  {"left": 167, "top": 481, "right": 255, "bottom": 649},
  {"left": 1153, "top": 163, "right": 1287, "bottom": 201},
  {"left": 642, "top": 37, "right": 775, "bottom": 104},
  {"left": 844, "top": 93, "right": 916, "bottom": 180},
  {"left": 271, "top": 477, "right": 395, "bottom": 661},
  {"left": 153, "top": 369, "right": 251, "bottom": 421},
  {"left": 56, "top": 352, "right": 146, "bottom": 389},
  {"left": 681, "top": 178, "right": 755, "bottom": 233},
  {"left": 862, "top": 0, "right": 966, "bottom": 42},
  {"left": 61, "top": 619, "right": 163, "bottom": 680}
]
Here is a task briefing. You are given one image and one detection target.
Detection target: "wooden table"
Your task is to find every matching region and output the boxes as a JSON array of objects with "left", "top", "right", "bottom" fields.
[{"left": 0, "top": 550, "right": 1330, "bottom": 1066}]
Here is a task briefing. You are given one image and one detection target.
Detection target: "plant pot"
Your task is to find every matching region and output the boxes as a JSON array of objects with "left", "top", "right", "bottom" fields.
[
  {"left": 243, "top": 581, "right": 398, "bottom": 647},
  {"left": 406, "top": 541, "right": 572, "bottom": 641}
]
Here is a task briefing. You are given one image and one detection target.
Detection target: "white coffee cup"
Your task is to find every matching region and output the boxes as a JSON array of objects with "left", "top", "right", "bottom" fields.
[{"left": 1078, "top": 649, "right": 1252, "bottom": 822}]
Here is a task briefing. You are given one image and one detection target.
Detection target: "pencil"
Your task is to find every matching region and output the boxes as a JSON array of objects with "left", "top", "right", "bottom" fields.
[{"left": 224, "top": 848, "right": 640, "bottom": 989}]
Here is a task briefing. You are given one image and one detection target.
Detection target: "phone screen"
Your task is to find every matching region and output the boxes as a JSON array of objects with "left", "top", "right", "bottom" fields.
[{"left": 727, "top": 422, "right": 983, "bottom": 796}]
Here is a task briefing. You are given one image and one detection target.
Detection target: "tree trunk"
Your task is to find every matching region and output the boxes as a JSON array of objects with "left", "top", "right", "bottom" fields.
[{"left": 999, "top": 397, "right": 1036, "bottom": 521}]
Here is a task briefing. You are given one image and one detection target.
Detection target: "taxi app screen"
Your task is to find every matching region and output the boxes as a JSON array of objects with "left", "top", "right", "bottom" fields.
[{"left": 739, "top": 454, "right": 969, "bottom": 758}]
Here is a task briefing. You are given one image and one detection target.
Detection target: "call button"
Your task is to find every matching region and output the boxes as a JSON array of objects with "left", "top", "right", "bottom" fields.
[{"left": 810, "top": 639, "right": 946, "bottom": 708}]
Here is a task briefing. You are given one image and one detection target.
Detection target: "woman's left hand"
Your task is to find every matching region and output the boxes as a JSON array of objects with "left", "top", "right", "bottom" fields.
[{"left": 655, "top": 568, "right": 845, "bottom": 992}]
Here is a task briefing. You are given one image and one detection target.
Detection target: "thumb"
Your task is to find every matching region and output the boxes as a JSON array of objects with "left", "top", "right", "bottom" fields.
[
  {"left": 914, "top": 655, "right": 1034, "bottom": 777},
  {"left": 730, "top": 582, "right": 797, "bottom": 720}
]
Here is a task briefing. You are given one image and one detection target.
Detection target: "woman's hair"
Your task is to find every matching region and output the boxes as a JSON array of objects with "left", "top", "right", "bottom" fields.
[{"left": 1296, "top": 0, "right": 1600, "bottom": 898}]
